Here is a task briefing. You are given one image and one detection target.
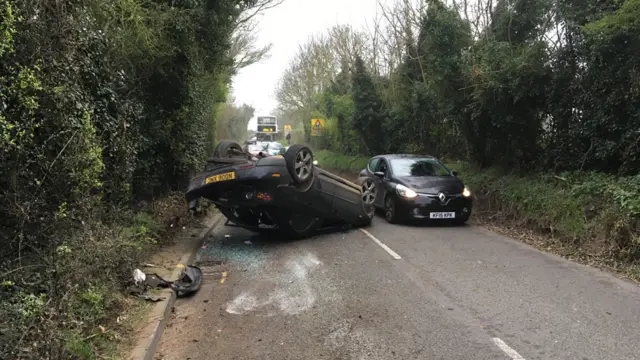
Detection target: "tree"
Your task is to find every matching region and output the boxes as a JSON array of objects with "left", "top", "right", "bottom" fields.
[
  {"left": 217, "top": 100, "right": 256, "bottom": 141},
  {"left": 351, "top": 56, "right": 387, "bottom": 154}
]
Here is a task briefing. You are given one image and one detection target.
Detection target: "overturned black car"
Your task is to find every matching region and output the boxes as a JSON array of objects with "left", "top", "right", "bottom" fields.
[{"left": 186, "top": 141, "right": 376, "bottom": 238}]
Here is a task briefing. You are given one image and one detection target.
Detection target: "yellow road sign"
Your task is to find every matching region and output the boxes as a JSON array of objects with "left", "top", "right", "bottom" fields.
[{"left": 310, "top": 119, "right": 325, "bottom": 136}]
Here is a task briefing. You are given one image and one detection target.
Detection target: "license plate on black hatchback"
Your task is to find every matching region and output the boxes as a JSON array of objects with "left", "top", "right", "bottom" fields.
[{"left": 429, "top": 212, "right": 455, "bottom": 219}]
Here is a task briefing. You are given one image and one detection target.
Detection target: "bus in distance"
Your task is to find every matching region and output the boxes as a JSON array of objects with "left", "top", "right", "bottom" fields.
[{"left": 257, "top": 115, "right": 278, "bottom": 134}]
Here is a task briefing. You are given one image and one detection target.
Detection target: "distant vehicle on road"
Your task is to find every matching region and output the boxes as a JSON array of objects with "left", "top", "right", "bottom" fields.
[
  {"left": 186, "top": 141, "right": 376, "bottom": 238},
  {"left": 359, "top": 154, "right": 472, "bottom": 224},
  {"left": 265, "top": 142, "right": 284, "bottom": 156},
  {"left": 244, "top": 144, "right": 266, "bottom": 158}
]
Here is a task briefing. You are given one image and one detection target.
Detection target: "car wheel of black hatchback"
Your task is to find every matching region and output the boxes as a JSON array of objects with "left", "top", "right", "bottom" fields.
[
  {"left": 213, "top": 140, "right": 243, "bottom": 158},
  {"left": 385, "top": 196, "right": 399, "bottom": 224},
  {"left": 359, "top": 178, "right": 377, "bottom": 225},
  {"left": 284, "top": 144, "right": 314, "bottom": 185}
]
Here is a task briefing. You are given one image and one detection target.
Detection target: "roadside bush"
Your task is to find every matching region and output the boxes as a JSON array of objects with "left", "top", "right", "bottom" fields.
[
  {"left": 457, "top": 164, "right": 640, "bottom": 263},
  {"left": 315, "top": 150, "right": 369, "bottom": 173},
  {"left": 0, "top": 0, "right": 255, "bottom": 358},
  {"left": 2, "top": 208, "right": 149, "bottom": 358},
  {"left": 0, "top": 191, "right": 198, "bottom": 359}
]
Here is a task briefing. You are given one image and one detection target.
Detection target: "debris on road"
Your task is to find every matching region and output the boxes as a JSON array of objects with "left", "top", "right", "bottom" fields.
[
  {"left": 133, "top": 269, "right": 146, "bottom": 285},
  {"left": 136, "top": 294, "right": 166, "bottom": 302},
  {"left": 129, "top": 265, "right": 204, "bottom": 300}
]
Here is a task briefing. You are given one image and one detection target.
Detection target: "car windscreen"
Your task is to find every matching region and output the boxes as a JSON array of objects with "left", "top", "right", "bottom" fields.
[
  {"left": 270, "top": 143, "right": 283, "bottom": 149},
  {"left": 389, "top": 158, "right": 451, "bottom": 177}
]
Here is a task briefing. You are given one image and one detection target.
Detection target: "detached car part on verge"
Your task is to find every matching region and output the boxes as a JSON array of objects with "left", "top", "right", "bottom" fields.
[
  {"left": 186, "top": 141, "right": 376, "bottom": 238},
  {"left": 130, "top": 265, "right": 203, "bottom": 300},
  {"left": 359, "top": 154, "right": 473, "bottom": 224}
]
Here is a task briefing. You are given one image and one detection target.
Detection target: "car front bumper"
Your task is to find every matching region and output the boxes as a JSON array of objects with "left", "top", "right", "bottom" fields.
[{"left": 395, "top": 194, "right": 473, "bottom": 220}]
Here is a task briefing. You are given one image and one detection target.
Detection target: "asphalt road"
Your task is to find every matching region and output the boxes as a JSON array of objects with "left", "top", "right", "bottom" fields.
[{"left": 155, "top": 216, "right": 640, "bottom": 360}]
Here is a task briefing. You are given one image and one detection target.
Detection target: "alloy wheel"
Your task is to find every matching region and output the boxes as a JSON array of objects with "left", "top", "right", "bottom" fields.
[
  {"left": 294, "top": 149, "right": 313, "bottom": 181},
  {"left": 361, "top": 179, "right": 376, "bottom": 206}
]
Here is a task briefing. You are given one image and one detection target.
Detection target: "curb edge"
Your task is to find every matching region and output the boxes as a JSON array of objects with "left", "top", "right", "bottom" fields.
[{"left": 132, "top": 211, "right": 224, "bottom": 360}]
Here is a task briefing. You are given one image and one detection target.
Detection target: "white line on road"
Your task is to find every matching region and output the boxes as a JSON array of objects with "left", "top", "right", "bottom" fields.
[
  {"left": 492, "top": 338, "right": 526, "bottom": 360},
  {"left": 359, "top": 228, "right": 402, "bottom": 260}
]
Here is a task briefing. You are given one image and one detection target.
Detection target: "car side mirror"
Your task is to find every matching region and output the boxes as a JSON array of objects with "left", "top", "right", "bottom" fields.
[
  {"left": 374, "top": 171, "right": 385, "bottom": 178},
  {"left": 452, "top": 170, "right": 458, "bottom": 177}
]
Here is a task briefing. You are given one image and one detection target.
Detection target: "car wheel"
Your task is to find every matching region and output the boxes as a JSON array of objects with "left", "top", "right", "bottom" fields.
[
  {"left": 284, "top": 144, "right": 314, "bottom": 185},
  {"left": 213, "top": 140, "right": 243, "bottom": 158},
  {"left": 385, "top": 196, "right": 399, "bottom": 224},
  {"left": 357, "top": 177, "right": 376, "bottom": 226}
]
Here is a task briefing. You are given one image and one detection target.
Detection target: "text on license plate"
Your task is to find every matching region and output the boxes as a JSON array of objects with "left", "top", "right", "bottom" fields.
[
  {"left": 205, "top": 172, "right": 235, "bottom": 184},
  {"left": 430, "top": 212, "right": 455, "bottom": 219}
]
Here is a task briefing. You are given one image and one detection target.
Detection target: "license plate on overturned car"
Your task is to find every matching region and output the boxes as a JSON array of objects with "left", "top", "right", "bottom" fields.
[
  {"left": 206, "top": 171, "right": 235, "bottom": 184},
  {"left": 429, "top": 212, "right": 455, "bottom": 219}
]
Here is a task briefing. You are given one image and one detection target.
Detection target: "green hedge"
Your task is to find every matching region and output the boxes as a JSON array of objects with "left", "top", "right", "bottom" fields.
[
  {"left": 315, "top": 150, "right": 640, "bottom": 269},
  {"left": 315, "top": 150, "right": 369, "bottom": 173}
]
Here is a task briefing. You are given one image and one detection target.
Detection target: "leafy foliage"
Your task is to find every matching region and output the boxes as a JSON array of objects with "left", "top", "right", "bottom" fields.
[
  {"left": 277, "top": 0, "right": 640, "bottom": 175},
  {"left": 216, "top": 100, "right": 256, "bottom": 142},
  {"left": 0, "top": 0, "right": 271, "bottom": 358}
]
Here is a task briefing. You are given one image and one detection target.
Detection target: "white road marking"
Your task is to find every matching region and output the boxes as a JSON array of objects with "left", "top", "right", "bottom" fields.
[
  {"left": 492, "top": 338, "right": 526, "bottom": 360},
  {"left": 359, "top": 229, "right": 402, "bottom": 260}
]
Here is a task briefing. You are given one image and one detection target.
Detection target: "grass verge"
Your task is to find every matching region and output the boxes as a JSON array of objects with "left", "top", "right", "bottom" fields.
[
  {"left": 315, "top": 150, "right": 640, "bottom": 281},
  {"left": 315, "top": 150, "right": 369, "bottom": 174}
]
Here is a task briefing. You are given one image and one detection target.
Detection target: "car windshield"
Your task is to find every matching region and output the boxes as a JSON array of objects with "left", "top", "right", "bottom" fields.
[
  {"left": 269, "top": 143, "right": 283, "bottom": 150},
  {"left": 389, "top": 158, "right": 451, "bottom": 177}
]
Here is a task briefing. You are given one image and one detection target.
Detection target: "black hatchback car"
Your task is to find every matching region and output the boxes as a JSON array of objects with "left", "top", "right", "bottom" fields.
[{"left": 358, "top": 154, "right": 472, "bottom": 224}]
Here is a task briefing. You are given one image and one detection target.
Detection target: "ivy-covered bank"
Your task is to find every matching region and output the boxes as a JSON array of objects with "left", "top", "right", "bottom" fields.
[
  {"left": 315, "top": 151, "right": 640, "bottom": 280},
  {"left": 0, "top": 1, "right": 272, "bottom": 358}
]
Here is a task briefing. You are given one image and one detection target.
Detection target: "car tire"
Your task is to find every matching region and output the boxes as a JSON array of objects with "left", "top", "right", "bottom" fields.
[
  {"left": 284, "top": 144, "right": 314, "bottom": 185},
  {"left": 356, "top": 177, "right": 376, "bottom": 226},
  {"left": 384, "top": 196, "right": 400, "bottom": 224},
  {"left": 213, "top": 140, "right": 243, "bottom": 158}
]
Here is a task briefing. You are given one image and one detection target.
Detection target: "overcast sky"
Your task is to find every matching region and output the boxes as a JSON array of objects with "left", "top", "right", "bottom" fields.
[{"left": 232, "top": 0, "right": 381, "bottom": 130}]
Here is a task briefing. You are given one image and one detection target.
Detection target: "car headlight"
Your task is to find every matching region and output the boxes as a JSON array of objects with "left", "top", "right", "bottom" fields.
[
  {"left": 396, "top": 184, "right": 417, "bottom": 198},
  {"left": 462, "top": 187, "right": 471, "bottom": 197}
]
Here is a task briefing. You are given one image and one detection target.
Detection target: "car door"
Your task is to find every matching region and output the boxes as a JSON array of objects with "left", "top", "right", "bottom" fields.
[
  {"left": 373, "top": 158, "right": 391, "bottom": 208},
  {"left": 320, "top": 170, "right": 363, "bottom": 224}
]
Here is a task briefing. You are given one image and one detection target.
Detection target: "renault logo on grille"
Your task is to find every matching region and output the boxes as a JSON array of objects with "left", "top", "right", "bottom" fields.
[{"left": 438, "top": 192, "right": 446, "bottom": 202}]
